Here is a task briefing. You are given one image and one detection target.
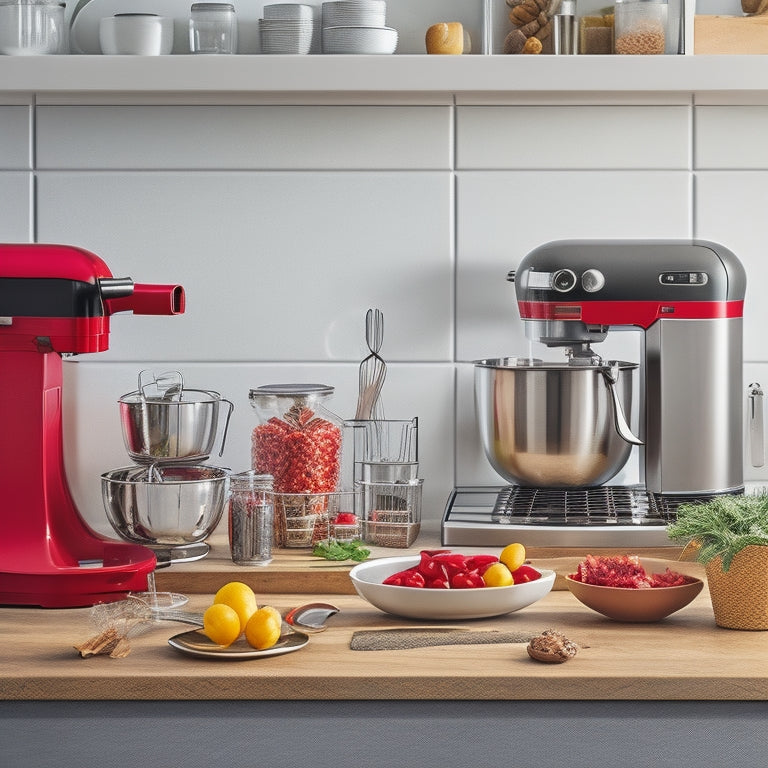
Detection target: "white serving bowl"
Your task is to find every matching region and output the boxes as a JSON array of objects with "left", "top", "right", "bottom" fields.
[
  {"left": 322, "top": 25, "right": 397, "bottom": 54},
  {"left": 349, "top": 555, "right": 556, "bottom": 620},
  {"left": 99, "top": 13, "right": 174, "bottom": 55}
]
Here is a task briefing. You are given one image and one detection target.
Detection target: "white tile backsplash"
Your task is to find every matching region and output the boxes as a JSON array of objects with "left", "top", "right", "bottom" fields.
[
  {"left": 37, "top": 170, "right": 453, "bottom": 362},
  {"left": 37, "top": 106, "right": 453, "bottom": 170},
  {"left": 0, "top": 173, "right": 32, "bottom": 240},
  {"left": 695, "top": 107, "right": 768, "bottom": 169},
  {"left": 457, "top": 106, "right": 691, "bottom": 170},
  {"left": 3, "top": 100, "right": 768, "bottom": 538},
  {"left": 0, "top": 106, "right": 31, "bottom": 169}
]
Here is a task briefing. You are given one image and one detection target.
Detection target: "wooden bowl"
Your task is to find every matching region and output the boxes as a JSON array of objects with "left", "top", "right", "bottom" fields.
[{"left": 565, "top": 575, "right": 703, "bottom": 622}]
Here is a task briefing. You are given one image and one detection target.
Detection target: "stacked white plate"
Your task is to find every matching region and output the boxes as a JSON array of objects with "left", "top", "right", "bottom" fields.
[
  {"left": 321, "top": 0, "right": 386, "bottom": 28},
  {"left": 259, "top": 17, "right": 314, "bottom": 54},
  {"left": 321, "top": 0, "right": 395, "bottom": 54},
  {"left": 264, "top": 3, "right": 313, "bottom": 21},
  {"left": 322, "top": 25, "right": 397, "bottom": 54}
]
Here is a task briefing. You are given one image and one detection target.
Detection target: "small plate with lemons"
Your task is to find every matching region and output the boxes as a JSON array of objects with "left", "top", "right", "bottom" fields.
[
  {"left": 168, "top": 628, "right": 308, "bottom": 660},
  {"left": 167, "top": 581, "right": 308, "bottom": 660}
]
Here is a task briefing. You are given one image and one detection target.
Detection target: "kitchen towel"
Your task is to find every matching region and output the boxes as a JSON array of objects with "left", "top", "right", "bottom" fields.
[{"left": 349, "top": 628, "right": 537, "bottom": 651}]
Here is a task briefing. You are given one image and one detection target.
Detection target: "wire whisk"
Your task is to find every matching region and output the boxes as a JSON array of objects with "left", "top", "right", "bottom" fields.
[{"left": 355, "top": 308, "right": 386, "bottom": 420}]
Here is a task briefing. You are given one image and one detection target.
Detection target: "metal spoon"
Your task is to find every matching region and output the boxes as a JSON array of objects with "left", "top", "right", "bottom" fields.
[{"left": 284, "top": 602, "right": 339, "bottom": 633}]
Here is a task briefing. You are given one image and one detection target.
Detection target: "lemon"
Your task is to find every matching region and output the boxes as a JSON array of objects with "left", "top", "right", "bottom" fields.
[
  {"left": 260, "top": 605, "right": 282, "bottom": 628},
  {"left": 482, "top": 562, "right": 514, "bottom": 587},
  {"left": 500, "top": 542, "right": 527, "bottom": 573},
  {"left": 203, "top": 603, "right": 242, "bottom": 647},
  {"left": 245, "top": 607, "right": 282, "bottom": 651},
  {"left": 214, "top": 581, "right": 258, "bottom": 632}
]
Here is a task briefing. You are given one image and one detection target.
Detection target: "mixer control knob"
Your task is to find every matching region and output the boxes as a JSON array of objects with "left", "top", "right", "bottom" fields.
[
  {"left": 551, "top": 269, "right": 578, "bottom": 293},
  {"left": 581, "top": 269, "right": 606, "bottom": 293}
]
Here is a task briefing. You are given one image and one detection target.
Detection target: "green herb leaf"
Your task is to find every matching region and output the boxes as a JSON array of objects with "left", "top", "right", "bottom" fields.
[
  {"left": 312, "top": 540, "right": 371, "bottom": 563},
  {"left": 668, "top": 494, "right": 768, "bottom": 571}
]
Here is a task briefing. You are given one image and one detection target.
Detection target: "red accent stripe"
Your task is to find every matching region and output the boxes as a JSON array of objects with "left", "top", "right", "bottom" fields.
[{"left": 518, "top": 300, "right": 744, "bottom": 328}]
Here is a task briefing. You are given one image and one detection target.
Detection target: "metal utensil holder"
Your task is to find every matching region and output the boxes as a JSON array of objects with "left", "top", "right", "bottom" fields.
[{"left": 342, "top": 418, "right": 422, "bottom": 548}]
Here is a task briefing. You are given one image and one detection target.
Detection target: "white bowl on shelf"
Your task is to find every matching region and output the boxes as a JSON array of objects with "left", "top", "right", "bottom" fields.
[
  {"left": 99, "top": 13, "right": 174, "bottom": 55},
  {"left": 322, "top": 25, "right": 397, "bottom": 55}
]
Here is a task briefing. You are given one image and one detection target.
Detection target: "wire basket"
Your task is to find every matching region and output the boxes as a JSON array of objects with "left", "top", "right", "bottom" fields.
[{"left": 274, "top": 491, "right": 359, "bottom": 548}]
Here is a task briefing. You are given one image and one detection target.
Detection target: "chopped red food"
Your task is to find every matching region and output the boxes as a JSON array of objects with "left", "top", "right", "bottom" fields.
[
  {"left": 251, "top": 405, "right": 341, "bottom": 495},
  {"left": 381, "top": 550, "right": 540, "bottom": 589},
  {"left": 571, "top": 555, "right": 693, "bottom": 589}
]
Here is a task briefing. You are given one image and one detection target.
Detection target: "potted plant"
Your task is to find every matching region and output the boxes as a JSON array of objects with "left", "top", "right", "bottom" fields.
[{"left": 668, "top": 493, "right": 768, "bottom": 630}]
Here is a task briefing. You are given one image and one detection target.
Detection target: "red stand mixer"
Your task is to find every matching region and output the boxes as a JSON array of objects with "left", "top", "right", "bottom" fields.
[{"left": 0, "top": 243, "right": 185, "bottom": 607}]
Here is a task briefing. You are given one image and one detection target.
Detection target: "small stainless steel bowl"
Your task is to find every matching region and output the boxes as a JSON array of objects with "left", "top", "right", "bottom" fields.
[
  {"left": 102, "top": 464, "right": 229, "bottom": 547},
  {"left": 474, "top": 358, "right": 638, "bottom": 488},
  {"left": 118, "top": 389, "right": 233, "bottom": 464}
]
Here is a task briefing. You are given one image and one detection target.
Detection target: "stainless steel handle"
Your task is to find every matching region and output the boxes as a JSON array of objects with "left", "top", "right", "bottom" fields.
[
  {"left": 749, "top": 382, "right": 764, "bottom": 468},
  {"left": 603, "top": 363, "right": 643, "bottom": 446}
]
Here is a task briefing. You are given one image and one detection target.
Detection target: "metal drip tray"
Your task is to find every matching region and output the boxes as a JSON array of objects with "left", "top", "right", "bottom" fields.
[
  {"left": 491, "top": 485, "right": 670, "bottom": 527},
  {"left": 442, "top": 486, "right": 682, "bottom": 548}
]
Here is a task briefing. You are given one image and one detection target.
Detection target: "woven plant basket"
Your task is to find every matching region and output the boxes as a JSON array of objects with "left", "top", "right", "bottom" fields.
[{"left": 705, "top": 544, "right": 768, "bottom": 630}]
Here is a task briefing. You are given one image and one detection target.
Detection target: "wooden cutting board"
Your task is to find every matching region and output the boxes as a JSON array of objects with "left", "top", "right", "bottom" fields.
[{"left": 695, "top": 14, "right": 768, "bottom": 54}]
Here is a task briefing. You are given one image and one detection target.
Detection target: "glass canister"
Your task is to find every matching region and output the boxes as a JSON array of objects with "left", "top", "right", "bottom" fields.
[
  {"left": 614, "top": 0, "right": 666, "bottom": 55},
  {"left": 189, "top": 2, "right": 237, "bottom": 54},
  {"left": 249, "top": 384, "right": 343, "bottom": 547},
  {"left": 228, "top": 471, "right": 274, "bottom": 566}
]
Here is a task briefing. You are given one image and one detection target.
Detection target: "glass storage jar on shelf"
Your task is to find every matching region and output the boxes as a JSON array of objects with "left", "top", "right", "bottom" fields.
[
  {"left": 249, "top": 384, "right": 343, "bottom": 547},
  {"left": 614, "top": 0, "right": 667, "bottom": 55}
]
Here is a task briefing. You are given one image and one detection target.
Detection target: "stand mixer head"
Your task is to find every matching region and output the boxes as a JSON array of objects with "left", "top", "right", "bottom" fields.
[
  {"left": 0, "top": 243, "right": 185, "bottom": 607},
  {"left": 510, "top": 239, "right": 746, "bottom": 497}
]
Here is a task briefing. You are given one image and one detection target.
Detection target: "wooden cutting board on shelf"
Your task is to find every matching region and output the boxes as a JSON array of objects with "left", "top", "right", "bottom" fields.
[{"left": 695, "top": 14, "right": 768, "bottom": 54}]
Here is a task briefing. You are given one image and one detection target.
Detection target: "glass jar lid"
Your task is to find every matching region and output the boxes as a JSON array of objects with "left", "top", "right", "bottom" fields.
[{"left": 249, "top": 383, "right": 335, "bottom": 410}]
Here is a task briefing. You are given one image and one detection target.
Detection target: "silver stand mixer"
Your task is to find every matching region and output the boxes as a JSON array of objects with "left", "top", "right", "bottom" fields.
[{"left": 443, "top": 240, "right": 746, "bottom": 547}]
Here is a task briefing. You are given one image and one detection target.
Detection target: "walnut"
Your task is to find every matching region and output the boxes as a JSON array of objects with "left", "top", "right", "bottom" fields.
[
  {"left": 522, "top": 36, "right": 543, "bottom": 54},
  {"left": 526, "top": 630, "right": 579, "bottom": 663}
]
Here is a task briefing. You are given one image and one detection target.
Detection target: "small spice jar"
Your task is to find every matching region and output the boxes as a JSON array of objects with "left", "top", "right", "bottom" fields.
[
  {"left": 228, "top": 472, "right": 274, "bottom": 566},
  {"left": 614, "top": 0, "right": 666, "bottom": 55},
  {"left": 249, "top": 384, "right": 343, "bottom": 547},
  {"left": 189, "top": 2, "right": 237, "bottom": 54}
]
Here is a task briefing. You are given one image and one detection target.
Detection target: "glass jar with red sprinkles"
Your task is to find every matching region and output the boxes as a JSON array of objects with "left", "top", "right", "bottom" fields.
[{"left": 249, "top": 384, "right": 342, "bottom": 547}]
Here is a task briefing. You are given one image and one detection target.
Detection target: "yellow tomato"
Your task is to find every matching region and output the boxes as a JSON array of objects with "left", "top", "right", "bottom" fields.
[
  {"left": 203, "top": 603, "right": 242, "bottom": 647},
  {"left": 245, "top": 607, "right": 282, "bottom": 651},
  {"left": 214, "top": 581, "right": 258, "bottom": 633},
  {"left": 482, "top": 562, "right": 514, "bottom": 587},
  {"left": 500, "top": 542, "right": 527, "bottom": 573}
]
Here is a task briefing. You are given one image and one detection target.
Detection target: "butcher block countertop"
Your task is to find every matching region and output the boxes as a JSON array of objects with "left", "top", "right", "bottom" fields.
[{"left": 2, "top": 536, "right": 767, "bottom": 703}]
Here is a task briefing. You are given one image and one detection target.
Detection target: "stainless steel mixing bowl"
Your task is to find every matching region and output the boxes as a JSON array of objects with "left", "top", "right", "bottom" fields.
[
  {"left": 118, "top": 388, "right": 233, "bottom": 463},
  {"left": 102, "top": 465, "right": 229, "bottom": 547},
  {"left": 474, "top": 358, "right": 639, "bottom": 488}
]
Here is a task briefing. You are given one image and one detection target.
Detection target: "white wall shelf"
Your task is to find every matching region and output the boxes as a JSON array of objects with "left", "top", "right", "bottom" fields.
[{"left": 2, "top": 55, "right": 768, "bottom": 105}]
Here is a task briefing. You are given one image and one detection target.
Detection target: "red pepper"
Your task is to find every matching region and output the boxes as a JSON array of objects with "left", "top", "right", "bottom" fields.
[
  {"left": 383, "top": 567, "right": 425, "bottom": 588},
  {"left": 464, "top": 554, "right": 499, "bottom": 574},
  {"left": 426, "top": 576, "right": 451, "bottom": 589},
  {"left": 450, "top": 570, "right": 485, "bottom": 589},
  {"left": 511, "top": 564, "right": 542, "bottom": 584},
  {"left": 333, "top": 512, "right": 357, "bottom": 525}
]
